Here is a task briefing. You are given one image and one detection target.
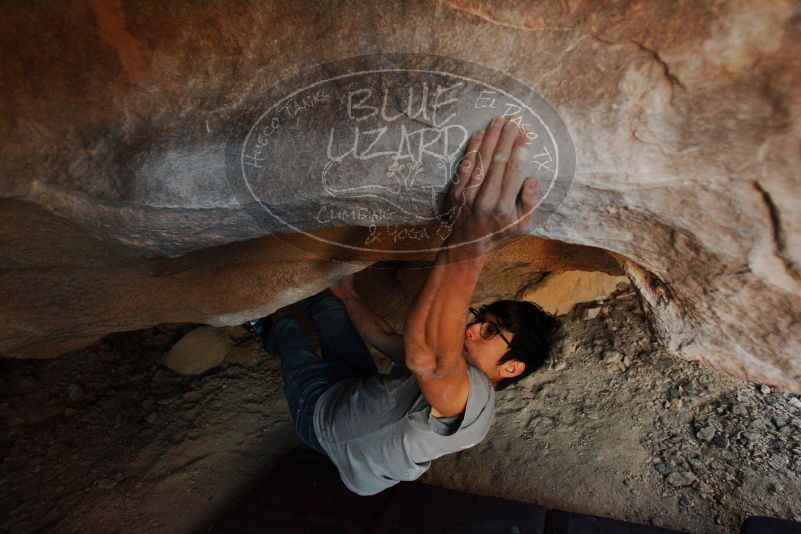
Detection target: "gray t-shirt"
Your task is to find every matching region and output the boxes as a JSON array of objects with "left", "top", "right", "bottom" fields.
[{"left": 313, "top": 363, "right": 496, "bottom": 496}]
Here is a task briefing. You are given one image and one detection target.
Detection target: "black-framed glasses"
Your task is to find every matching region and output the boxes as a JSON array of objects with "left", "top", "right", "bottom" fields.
[{"left": 468, "top": 307, "right": 512, "bottom": 348}]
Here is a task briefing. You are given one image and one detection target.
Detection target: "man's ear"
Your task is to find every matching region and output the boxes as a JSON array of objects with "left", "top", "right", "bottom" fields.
[{"left": 501, "top": 360, "right": 525, "bottom": 378}]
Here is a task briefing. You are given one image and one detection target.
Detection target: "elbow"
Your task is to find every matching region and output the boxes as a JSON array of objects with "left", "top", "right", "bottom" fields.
[
  {"left": 407, "top": 359, "right": 437, "bottom": 377},
  {"left": 403, "top": 339, "right": 437, "bottom": 376},
  {"left": 404, "top": 340, "right": 461, "bottom": 378}
]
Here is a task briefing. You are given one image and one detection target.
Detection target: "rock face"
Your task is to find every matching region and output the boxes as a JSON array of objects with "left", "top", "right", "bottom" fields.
[
  {"left": 161, "top": 326, "right": 234, "bottom": 375},
  {"left": 1, "top": 1, "right": 800, "bottom": 390},
  {"left": 520, "top": 271, "right": 630, "bottom": 316}
]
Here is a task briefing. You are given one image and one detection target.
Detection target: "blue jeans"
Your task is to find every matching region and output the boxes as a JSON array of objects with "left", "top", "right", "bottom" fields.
[{"left": 261, "top": 291, "right": 378, "bottom": 454}]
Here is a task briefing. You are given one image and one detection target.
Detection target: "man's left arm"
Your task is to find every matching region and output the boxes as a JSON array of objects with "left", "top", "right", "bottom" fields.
[
  {"left": 330, "top": 276, "right": 406, "bottom": 364},
  {"left": 342, "top": 297, "right": 405, "bottom": 365}
]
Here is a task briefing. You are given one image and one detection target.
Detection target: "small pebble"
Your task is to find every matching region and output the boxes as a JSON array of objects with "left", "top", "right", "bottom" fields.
[
  {"left": 712, "top": 434, "right": 729, "bottom": 449},
  {"left": 182, "top": 391, "right": 201, "bottom": 403},
  {"left": 152, "top": 370, "right": 168, "bottom": 384},
  {"left": 670, "top": 471, "right": 696, "bottom": 487},
  {"left": 697, "top": 425, "right": 716, "bottom": 442},
  {"left": 96, "top": 478, "right": 117, "bottom": 489},
  {"left": 654, "top": 462, "right": 675, "bottom": 476},
  {"left": 67, "top": 384, "right": 84, "bottom": 401}
]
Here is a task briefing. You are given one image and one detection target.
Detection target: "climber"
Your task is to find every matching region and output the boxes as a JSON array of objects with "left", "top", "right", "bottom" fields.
[{"left": 248, "top": 116, "right": 558, "bottom": 495}]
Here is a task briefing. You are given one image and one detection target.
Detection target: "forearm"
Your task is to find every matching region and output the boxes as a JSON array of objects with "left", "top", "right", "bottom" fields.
[
  {"left": 368, "top": 333, "right": 405, "bottom": 366},
  {"left": 342, "top": 295, "right": 406, "bottom": 364},
  {"left": 403, "top": 244, "right": 489, "bottom": 374}
]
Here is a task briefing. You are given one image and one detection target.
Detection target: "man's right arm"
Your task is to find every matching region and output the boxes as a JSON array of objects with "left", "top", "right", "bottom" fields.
[{"left": 403, "top": 117, "right": 538, "bottom": 417}]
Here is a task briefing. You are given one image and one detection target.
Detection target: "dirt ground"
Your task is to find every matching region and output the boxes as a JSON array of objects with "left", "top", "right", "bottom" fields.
[{"left": 1, "top": 272, "right": 800, "bottom": 533}]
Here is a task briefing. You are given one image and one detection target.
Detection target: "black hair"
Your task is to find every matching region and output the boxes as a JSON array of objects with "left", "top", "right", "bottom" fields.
[{"left": 478, "top": 300, "right": 559, "bottom": 391}]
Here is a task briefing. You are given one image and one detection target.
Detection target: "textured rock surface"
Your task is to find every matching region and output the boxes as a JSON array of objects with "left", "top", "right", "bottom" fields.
[
  {"left": 0, "top": 199, "right": 617, "bottom": 358},
  {"left": 161, "top": 326, "right": 233, "bottom": 375},
  {"left": 520, "top": 271, "right": 630, "bottom": 315},
  {"left": 1, "top": 1, "right": 800, "bottom": 389}
]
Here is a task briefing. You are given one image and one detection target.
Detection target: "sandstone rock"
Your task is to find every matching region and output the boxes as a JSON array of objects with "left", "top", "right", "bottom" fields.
[
  {"left": 224, "top": 345, "right": 263, "bottom": 367},
  {"left": 225, "top": 325, "right": 250, "bottom": 342},
  {"left": 520, "top": 271, "right": 629, "bottom": 315},
  {"left": 162, "top": 327, "right": 232, "bottom": 375},
  {"left": 1, "top": 1, "right": 800, "bottom": 392}
]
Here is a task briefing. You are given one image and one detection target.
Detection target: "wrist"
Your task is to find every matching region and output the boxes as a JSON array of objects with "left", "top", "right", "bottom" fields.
[
  {"left": 439, "top": 241, "right": 493, "bottom": 268},
  {"left": 341, "top": 292, "right": 360, "bottom": 308}
]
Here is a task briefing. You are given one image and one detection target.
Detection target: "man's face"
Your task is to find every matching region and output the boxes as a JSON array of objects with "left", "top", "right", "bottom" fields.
[{"left": 462, "top": 311, "right": 523, "bottom": 386}]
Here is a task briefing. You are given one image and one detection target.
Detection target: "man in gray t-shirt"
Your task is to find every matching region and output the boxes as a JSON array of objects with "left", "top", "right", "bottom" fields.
[
  {"left": 254, "top": 117, "right": 558, "bottom": 495},
  {"left": 312, "top": 333, "right": 496, "bottom": 495}
]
